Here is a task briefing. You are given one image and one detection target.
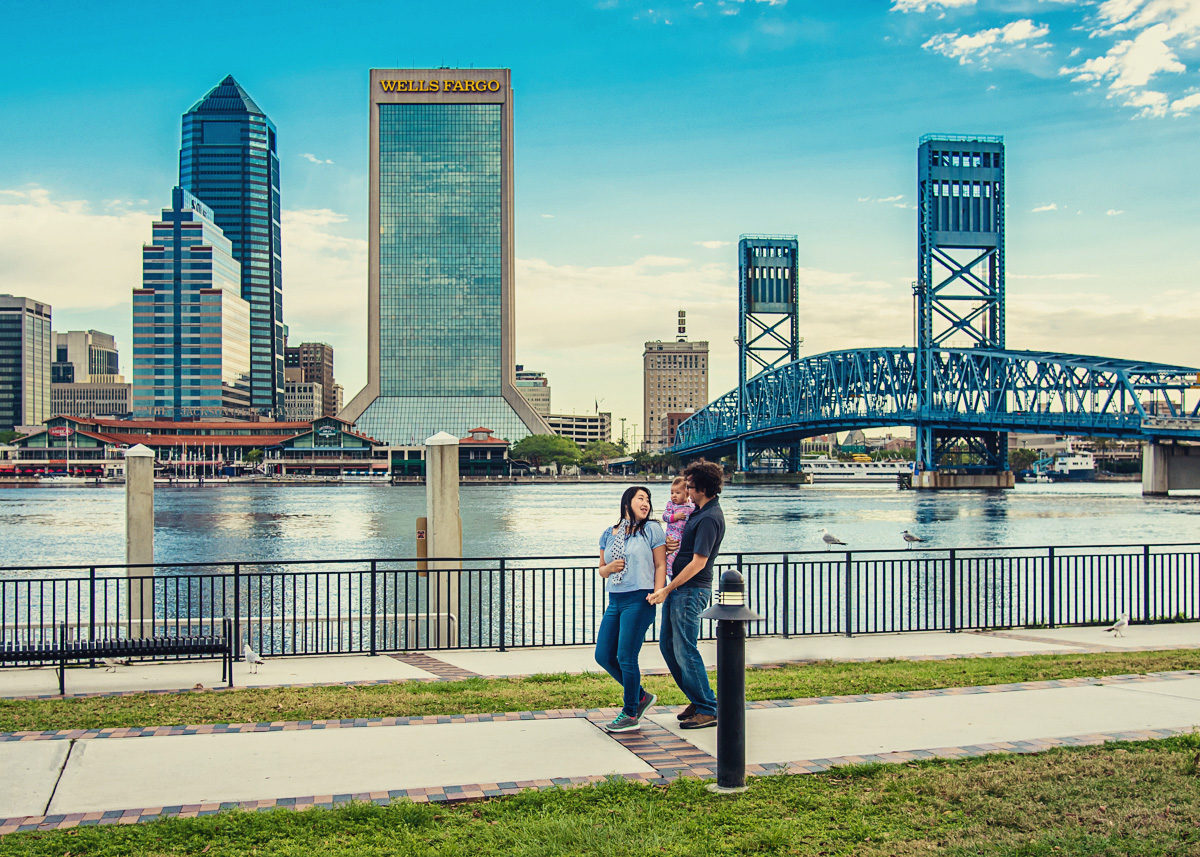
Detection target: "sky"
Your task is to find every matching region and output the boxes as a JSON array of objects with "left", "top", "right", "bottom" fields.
[{"left": 1, "top": 0, "right": 1198, "bottom": 446}]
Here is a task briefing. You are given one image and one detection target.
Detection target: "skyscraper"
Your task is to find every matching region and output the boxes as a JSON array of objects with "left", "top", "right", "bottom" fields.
[
  {"left": 0, "top": 295, "right": 51, "bottom": 430},
  {"left": 132, "top": 188, "right": 251, "bottom": 419},
  {"left": 285, "top": 342, "right": 336, "bottom": 417},
  {"left": 180, "top": 76, "right": 283, "bottom": 415},
  {"left": 51, "top": 330, "right": 130, "bottom": 419},
  {"left": 342, "top": 69, "right": 550, "bottom": 444}
]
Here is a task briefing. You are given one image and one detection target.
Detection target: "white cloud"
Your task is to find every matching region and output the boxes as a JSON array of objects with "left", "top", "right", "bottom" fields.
[
  {"left": 540, "top": 213, "right": 555, "bottom": 219},
  {"left": 1031, "top": 202, "right": 1058, "bottom": 212},
  {"left": 1009, "top": 272, "right": 1098, "bottom": 280},
  {"left": 695, "top": 240, "right": 731, "bottom": 248},
  {"left": 1056, "top": 2, "right": 1200, "bottom": 117},
  {"left": 0, "top": 186, "right": 148, "bottom": 311},
  {"left": 300, "top": 153, "right": 334, "bottom": 165},
  {"left": 1063, "top": 23, "right": 1184, "bottom": 88},
  {"left": 879, "top": 194, "right": 905, "bottom": 203},
  {"left": 892, "top": 0, "right": 976, "bottom": 12},
  {"left": 280, "top": 208, "right": 368, "bottom": 396},
  {"left": 1106, "top": 208, "right": 1126, "bottom": 215},
  {"left": 1169, "top": 90, "right": 1200, "bottom": 113},
  {"left": 923, "top": 18, "right": 1052, "bottom": 65}
]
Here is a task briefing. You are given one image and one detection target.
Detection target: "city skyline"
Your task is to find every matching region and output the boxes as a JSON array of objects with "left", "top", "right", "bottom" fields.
[{"left": 2, "top": 1, "right": 1198, "bottom": 439}]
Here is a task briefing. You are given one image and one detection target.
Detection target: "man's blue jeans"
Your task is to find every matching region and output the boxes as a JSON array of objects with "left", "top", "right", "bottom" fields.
[
  {"left": 595, "top": 590, "right": 657, "bottom": 717},
  {"left": 659, "top": 586, "right": 717, "bottom": 716}
]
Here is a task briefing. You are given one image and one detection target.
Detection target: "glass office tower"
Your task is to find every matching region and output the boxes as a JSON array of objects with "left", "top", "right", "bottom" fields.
[
  {"left": 180, "top": 76, "right": 283, "bottom": 415},
  {"left": 0, "top": 295, "right": 52, "bottom": 430},
  {"left": 342, "top": 69, "right": 549, "bottom": 444},
  {"left": 132, "top": 189, "right": 251, "bottom": 419}
]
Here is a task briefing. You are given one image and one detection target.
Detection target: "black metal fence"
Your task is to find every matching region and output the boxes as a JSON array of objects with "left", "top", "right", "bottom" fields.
[{"left": 1, "top": 543, "right": 1198, "bottom": 659}]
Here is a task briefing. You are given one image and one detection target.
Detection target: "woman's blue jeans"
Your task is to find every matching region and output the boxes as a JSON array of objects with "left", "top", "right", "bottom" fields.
[
  {"left": 659, "top": 586, "right": 717, "bottom": 717},
  {"left": 595, "top": 590, "right": 657, "bottom": 717}
]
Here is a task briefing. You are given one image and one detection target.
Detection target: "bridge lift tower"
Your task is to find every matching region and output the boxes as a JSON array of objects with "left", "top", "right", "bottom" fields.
[
  {"left": 737, "top": 234, "right": 801, "bottom": 472},
  {"left": 915, "top": 135, "right": 1009, "bottom": 481}
]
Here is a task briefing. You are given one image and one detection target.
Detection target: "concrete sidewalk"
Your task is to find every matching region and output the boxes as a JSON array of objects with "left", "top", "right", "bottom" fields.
[
  {"left": 1, "top": 624, "right": 1197, "bottom": 834},
  {"left": 4, "top": 622, "right": 1196, "bottom": 699},
  {"left": 2, "top": 669, "right": 1198, "bottom": 833}
]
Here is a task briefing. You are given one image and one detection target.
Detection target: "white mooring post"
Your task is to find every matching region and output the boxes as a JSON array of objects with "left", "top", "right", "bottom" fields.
[
  {"left": 124, "top": 444, "right": 155, "bottom": 638},
  {"left": 424, "top": 432, "right": 462, "bottom": 648}
]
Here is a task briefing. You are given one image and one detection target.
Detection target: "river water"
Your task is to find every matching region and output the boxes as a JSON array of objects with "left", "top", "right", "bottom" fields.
[{"left": 1, "top": 481, "right": 1197, "bottom": 571}]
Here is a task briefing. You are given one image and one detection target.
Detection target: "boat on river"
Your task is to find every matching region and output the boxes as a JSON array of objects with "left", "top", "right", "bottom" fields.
[{"left": 800, "top": 457, "right": 911, "bottom": 484}]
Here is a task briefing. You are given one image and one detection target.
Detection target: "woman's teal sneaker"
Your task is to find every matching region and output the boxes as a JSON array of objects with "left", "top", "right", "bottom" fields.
[{"left": 603, "top": 712, "right": 641, "bottom": 733}]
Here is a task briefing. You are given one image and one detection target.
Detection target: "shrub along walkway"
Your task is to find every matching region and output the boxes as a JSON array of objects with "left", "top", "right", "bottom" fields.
[{"left": 1, "top": 624, "right": 1198, "bottom": 834}]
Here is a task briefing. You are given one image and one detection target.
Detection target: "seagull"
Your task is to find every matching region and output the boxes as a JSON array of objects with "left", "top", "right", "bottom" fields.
[
  {"left": 820, "top": 528, "right": 847, "bottom": 550},
  {"left": 1104, "top": 613, "right": 1129, "bottom": 638},
  {"left": 243, "top": 643, "right": 265, "bottom": 673},
  {"left": 901, "top": 530, "right": 926, "bottom": 549},
  {"left": 102, "top": 657, "right": 130, "bottom": 672}
]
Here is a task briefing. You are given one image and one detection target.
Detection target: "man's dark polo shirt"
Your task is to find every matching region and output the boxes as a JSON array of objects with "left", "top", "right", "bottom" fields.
[{"left": 670, "top": 496, "right": 725, "bottom": 589}]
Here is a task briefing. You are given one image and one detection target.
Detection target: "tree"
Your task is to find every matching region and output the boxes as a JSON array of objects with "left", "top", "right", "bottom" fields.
[
  {"left": 510, "top": 434, "right": 580, "bottom": 468},
  {"left": 0, "top": 430, "right": 19, "bottom": 445},
  {"left": 243, "top": 448, "right": 264, "bottom": 467},
  {"left": 581, "top": 440, "right": 623, "bottom": 465},
  {"left": 1010, "top": 448, "right": 1041, "bottom": 471}
]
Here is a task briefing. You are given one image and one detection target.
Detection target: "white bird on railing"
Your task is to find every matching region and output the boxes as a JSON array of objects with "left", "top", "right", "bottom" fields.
[
  {"left": 820, "top": 528, "right": 847, "bottom": 550},
  {"left": 1104, "top": 613, "right": 1129, "bottom": 638},
  {"left": 244, "top": 643, "right": 265, "bottom": 673},
  {"left": 901, "top": 530, "right": 926, "bottom": 549},
  {"left": 102, "top": 657, "right": 130, "bottom": 672}
]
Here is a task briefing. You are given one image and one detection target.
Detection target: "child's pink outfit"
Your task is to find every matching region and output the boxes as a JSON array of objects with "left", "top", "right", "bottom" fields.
[{"left": 662, "top": 500, "right": 695, "bottom": 576}]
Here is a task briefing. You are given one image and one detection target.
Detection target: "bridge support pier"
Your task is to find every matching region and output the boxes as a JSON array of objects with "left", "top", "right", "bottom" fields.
[
  {"left": 1142, "top": 441, "right": 1200, "bottom": 496},
  {"left": 914, "top": 471, "right": 1014, "bottom": 490}
]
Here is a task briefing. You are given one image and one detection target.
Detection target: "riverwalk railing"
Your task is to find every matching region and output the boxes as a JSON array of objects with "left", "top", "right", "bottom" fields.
[{"left": 1, "top": 542, "right": 1198, "bottom": 660}]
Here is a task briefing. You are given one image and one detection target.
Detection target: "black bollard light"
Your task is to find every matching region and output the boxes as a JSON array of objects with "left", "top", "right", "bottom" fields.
[{"left": 700, "top": 569, "right": 763, "bottom": 793}]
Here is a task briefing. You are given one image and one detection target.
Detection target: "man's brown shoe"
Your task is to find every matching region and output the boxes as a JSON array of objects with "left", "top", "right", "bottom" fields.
[
  {"left": 676, "top": 703, "right": 697, "bottom": 722},
  {"left": 679, "top": 712, "right": 717, "bottom": 729}
]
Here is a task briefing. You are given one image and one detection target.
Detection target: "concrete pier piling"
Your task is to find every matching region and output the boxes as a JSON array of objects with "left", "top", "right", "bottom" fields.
[
  {"left": 424, "top": 432, "right": 462, "bottom": 647},
  {"left": 124, "top": 444, "right": 155, "bottom": 638}
]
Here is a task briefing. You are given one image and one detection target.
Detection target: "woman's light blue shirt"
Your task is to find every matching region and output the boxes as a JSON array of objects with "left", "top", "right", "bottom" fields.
[{"left": 599, "top": 521, "right": 666, "bottom": 593}]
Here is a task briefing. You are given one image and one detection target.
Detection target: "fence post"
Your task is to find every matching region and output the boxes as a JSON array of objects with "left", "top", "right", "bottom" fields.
[
  {"left": 948, "top": 550, "right": 957, "bottom": 633},
  {"left": 781, "top": 554, "right": 790, "bottom": 639},
  {"left": 370, "top": 561, "right": 378, "bottom": 656},
  {"left": 88, "top": 567, "right": 96, "bottom": 641},
  {"left": 1047, "top": 548, "right": 1056, "bottom": 629},
  {"left": 1142, "top": 544, "right": 1151, "bottom": 624},
  {"left": 233, "top": 563, "right": 241, "bottom": 658},
  {"left": 843, "top": 552, "right": 853, "bottom": 638},
  {"left": 498, "top": 558, "right": 507, "bottom": 652}
]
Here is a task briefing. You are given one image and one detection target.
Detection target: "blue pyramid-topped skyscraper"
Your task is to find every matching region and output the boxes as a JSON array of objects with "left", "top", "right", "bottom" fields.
[{"left": 180, "top": 75, "right": 283, "bottom": 416}]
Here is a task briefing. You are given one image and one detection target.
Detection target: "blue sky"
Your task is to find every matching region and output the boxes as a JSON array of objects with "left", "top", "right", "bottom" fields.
[{"left": 2, "top": 0, "right": 1198, "bottom": 444}]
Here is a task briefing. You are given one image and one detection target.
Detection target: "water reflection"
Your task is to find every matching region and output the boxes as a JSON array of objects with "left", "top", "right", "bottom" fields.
[{"left": 0, "top": 482, "right": 1197, "bottom": 570}]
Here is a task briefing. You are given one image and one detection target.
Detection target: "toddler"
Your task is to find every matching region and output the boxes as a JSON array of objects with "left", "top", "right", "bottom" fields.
[{"left": 662, "top": 475, "right": 695, "bottom": 577}]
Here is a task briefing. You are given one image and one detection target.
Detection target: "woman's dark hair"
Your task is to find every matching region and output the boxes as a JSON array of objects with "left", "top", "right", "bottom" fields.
[
  {"left": 616, "top": 486, "right": 654, "bottom": 538},
  {"left": 683, "top": 459, "right": 724, "bottom": 497}
]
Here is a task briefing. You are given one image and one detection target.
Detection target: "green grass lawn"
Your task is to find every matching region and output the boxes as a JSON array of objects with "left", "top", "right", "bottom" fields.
[
  {"left": 2, "top": 649, "right": 1197, "bottom": 732},
  {"left": 3, "top": 735, "right": 1199, "bottom": 856}
]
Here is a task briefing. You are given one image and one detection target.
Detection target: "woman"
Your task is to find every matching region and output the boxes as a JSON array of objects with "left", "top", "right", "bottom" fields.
[{"left": 595, "top": 485, "right": 667, "bottom": 733}]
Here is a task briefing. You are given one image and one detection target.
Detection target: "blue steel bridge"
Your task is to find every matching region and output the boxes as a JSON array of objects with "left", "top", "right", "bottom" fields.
[
  {"left": 671, "top": 135, "right": 1200, "bottom": 482},
  {"left": 672, "top": 345, "right": 1200, "bottom": 456}
]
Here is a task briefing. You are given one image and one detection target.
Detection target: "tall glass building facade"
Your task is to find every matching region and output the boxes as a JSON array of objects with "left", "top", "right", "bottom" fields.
[
  {"left": 132, "top": 189, "right": 251, "bottom": 419},
  {"left": 180, "top": 76, "right": 283, "bottom": 415},
  {"left": 343, "top": 69, "right": 549, "bottom": 445},
  {"left": 0, "top": 295, "right": 52, "bottom": 430}
]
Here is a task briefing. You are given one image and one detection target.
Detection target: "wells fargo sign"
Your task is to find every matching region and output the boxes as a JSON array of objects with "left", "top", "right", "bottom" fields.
[{"left": 379, "top": 79, "right": 501, "bottom": 93}]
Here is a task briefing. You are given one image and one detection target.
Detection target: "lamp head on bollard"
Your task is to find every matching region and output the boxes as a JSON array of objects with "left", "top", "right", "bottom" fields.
[{"left": 701, "top": 570, "right": 763, "bottom": 622}]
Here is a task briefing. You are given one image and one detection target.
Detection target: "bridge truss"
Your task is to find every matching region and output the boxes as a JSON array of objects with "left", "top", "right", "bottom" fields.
[{"left": 673, "top": 347, "right": 1200, "bottom": 461}]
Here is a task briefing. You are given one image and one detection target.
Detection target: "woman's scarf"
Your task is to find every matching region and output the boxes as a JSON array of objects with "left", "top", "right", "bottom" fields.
[{"left": 609, "top": 520, "right": 631, "bottom": 583}]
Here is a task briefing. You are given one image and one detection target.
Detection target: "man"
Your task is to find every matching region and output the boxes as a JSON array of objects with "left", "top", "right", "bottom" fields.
[{"left": 647, "top": 458, "right": 724, "bottom": 729}]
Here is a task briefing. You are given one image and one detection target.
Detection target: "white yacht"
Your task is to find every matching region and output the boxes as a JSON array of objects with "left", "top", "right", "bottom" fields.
[{"left": 800, "top": 457, "right": 911, "bottom": 484}]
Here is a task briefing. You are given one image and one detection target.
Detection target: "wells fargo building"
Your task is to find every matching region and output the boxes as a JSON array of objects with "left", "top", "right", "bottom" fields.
[{"left": 342, "top": 69, "right": 549, "bottom": 445}]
